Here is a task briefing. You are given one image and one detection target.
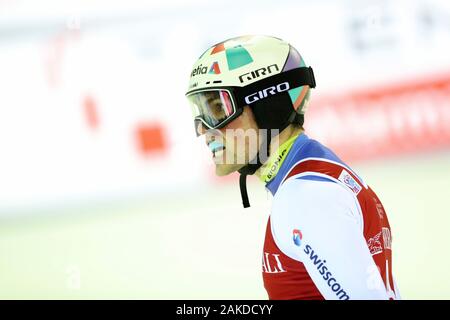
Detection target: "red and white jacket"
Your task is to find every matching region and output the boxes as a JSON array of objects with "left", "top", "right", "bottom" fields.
[{"left": 262, "top": 133, "right": 400, "bottom": 300}]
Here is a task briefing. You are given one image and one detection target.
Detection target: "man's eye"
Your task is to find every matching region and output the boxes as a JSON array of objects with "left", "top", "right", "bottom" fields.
[{"left": 210, "top": 102, "right": 223, "bottom": 114}]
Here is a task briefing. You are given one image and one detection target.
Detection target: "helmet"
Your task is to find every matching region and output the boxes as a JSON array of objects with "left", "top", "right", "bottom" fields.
[
  {"left": 186, "top": 35, "right": 315, "bottom": 136},
  {"left": 185, "top": 35, "right": 316, "bottom": 208}
]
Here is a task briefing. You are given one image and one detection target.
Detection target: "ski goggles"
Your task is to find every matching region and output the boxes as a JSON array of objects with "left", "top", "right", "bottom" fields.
[
  {"left": 185, "top": 67, "right": 316, "bottom": 136},
  {"left": 186, "top": 88, "right": 243, "bottom": 136}
]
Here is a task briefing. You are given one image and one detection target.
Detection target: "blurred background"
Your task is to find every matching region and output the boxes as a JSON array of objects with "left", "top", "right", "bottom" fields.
[{"left": 0, "top": 0, "right": 449, "bottom": 299}]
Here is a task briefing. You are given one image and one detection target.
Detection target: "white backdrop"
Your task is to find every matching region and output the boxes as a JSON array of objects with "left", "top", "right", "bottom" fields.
[{"left": 0, "top": 0, "right": 449, "bottom": 212}]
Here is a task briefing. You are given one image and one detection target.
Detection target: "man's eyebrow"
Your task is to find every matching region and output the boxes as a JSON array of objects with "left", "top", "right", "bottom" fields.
[{"left": 207, "top": 97, "right": 221, "bottom": 104}]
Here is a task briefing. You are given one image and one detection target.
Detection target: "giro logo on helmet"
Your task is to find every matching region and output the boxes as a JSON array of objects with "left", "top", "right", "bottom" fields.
[
  {"left": 191, "top": 64, "right": 208, "bottom": 77},
  {"left": 244, "top": 82, "right": 290, "bottom": 105},
  {"left": 238, "top": 64, "right": 279, "bottom": 83}
]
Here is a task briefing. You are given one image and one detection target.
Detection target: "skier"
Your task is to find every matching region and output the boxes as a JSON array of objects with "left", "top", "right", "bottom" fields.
[{"left": 185, "top": 35, "right": 400, "bottom": 300}]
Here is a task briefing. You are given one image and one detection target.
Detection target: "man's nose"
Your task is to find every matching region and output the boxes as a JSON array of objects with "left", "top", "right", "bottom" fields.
[{"left": 195, "top": 121, "right": 208, "bottom": 136}]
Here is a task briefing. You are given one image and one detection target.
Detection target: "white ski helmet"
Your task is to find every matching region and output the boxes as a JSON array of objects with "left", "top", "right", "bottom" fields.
[{"left": 186, "top": 35, "right": 315, "bottom": 136}]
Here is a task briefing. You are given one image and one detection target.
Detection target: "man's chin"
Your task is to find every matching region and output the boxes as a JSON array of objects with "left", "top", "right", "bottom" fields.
[{"left": 215, "top": 163, "right": 245, "bottom": 176}]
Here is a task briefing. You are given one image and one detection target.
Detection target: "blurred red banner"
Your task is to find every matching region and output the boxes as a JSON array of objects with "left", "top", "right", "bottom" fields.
[{"left": 306, "top": 72, "right": 450, "bottom": 162}]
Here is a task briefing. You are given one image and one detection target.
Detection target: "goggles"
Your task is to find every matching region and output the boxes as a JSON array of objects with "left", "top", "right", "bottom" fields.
[
  {"left": 185, "top": 67, "right": 316, "bottom": 136},
  {"left": 186, "top": 88, "right": 243, "bottom": 136}
]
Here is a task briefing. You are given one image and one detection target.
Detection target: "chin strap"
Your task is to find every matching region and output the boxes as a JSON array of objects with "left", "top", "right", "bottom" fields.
[
  {"left": 238, "top": 133, "right": 272, "bottom": 208},
  {"left": 238, "top": 163, "right": 261, "bottom": 208}
]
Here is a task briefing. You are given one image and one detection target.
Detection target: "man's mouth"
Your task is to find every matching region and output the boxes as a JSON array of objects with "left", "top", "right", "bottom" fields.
[{"left": 208, "top": 141, "right": 225, "bottom": 157}]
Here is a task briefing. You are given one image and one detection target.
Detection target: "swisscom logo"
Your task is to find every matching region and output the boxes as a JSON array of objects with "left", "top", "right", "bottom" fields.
[
  {"left": 291, "top": 228, "right": 350, "bottom": 300},
  {"left": 293, "top": 229, "right": 302, "bottom": 246}
]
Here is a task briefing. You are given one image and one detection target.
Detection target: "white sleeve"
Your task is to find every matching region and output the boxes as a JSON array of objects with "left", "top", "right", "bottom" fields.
[{"left": 271, "top": 177, "right": 390, "bottom": 300}]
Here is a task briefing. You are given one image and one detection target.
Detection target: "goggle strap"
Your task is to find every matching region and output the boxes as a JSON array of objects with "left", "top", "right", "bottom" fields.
[{"left": 235, "top": 67, "right": 316, "bottom": 106}]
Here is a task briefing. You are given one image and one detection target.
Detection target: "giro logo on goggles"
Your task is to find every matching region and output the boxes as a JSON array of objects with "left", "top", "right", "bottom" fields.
[{"left": 244, "top": 82, "right": 290, "bottom": 105}]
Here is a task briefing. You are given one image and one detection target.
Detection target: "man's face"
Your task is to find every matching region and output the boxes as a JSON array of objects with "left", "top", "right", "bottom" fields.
[{"left": 197, "top": 107, "right": 261, "bottom": 176}]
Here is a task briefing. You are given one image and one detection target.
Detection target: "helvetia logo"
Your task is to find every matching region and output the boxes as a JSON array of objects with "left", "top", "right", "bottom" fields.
[
  {"left": 209, "top": 61, "right": 221, "bottom": 74},
  {"left": 292, "top": 229, "right": 302, "bottom": 247},
  {"left": 191, "top": 64, "right": 208, "bottom": 77}
]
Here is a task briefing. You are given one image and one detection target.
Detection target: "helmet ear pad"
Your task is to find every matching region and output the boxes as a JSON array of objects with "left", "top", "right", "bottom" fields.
[{"left": 247, "top": 92, "right": 294, "bottom": 132}]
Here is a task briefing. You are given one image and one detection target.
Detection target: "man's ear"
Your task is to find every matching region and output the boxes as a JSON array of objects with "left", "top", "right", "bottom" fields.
[{"left": 242, "top": 105, "right": 260, "bottom": 131}]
